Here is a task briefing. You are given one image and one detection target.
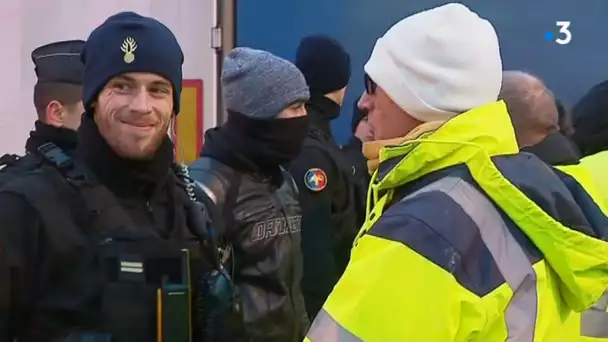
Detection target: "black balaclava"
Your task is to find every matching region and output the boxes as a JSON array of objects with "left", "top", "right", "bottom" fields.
[{"left": 201, "top": 111, "right": 310, "bottom": 179}]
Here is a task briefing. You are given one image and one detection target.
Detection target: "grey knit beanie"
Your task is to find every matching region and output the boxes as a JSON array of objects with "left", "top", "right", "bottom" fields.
[{"left": 222, "top": 47, "right": 310, "bottom": 119}]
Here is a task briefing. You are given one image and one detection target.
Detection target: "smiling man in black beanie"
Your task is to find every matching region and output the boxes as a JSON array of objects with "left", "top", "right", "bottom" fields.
[
  {"left": 0, "top": 12, "right": 219, "bottom": 342},
  {"left": 286, "top": 34, "right": 364, "bottom": 320}
]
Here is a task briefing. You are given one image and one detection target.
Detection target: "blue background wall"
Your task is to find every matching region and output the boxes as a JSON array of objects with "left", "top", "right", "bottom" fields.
[{"left": 236, "top": 0, "right": 608, "bottom": 144}]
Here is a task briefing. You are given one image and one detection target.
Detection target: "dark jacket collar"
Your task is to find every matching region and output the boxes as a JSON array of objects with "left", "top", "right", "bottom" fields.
[
  {"left": 306, "top": 94, "right": 341, "bottom": 137},
  {"left": 75, "top": 113, "right": 175, "bottom": 199},
  {"left": 522, "top": 132, "right": 581, "bottom": 166},
  {"left": 25, "top": 120, "right": 78, "bottom": 155}
]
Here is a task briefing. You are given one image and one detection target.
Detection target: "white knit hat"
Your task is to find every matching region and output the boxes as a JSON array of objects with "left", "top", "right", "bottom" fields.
[{"left": 364, "top": 3, "right": 502, "bottom": 122}]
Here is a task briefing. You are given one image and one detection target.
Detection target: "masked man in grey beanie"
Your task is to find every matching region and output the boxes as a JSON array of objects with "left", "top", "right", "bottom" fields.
[
  {"left": 189, "top": 47, "right": 310, "bottom": 342},
  {"left": 0, "top": 12, "right": 220, "bottom": 342},
  {"left": 306, "top": 3, "right": 608, "bottom": 340}
]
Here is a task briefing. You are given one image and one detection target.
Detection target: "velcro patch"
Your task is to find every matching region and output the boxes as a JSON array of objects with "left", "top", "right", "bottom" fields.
[{"left": 304, "top": 168, "right": 327, "bottom": 192}]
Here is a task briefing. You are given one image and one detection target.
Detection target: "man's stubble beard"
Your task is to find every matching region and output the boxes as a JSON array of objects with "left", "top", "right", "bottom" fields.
[{"left": 109, "top": 122, "right": 170, "bottom": 160}]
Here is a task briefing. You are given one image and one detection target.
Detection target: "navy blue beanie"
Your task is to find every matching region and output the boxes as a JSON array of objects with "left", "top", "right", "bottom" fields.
[
  {"left": 81, "top": 12, "right": 184, "bottom": 115},
  {"left": 295, "top": 35, "right": 351, "bottom": 95}
]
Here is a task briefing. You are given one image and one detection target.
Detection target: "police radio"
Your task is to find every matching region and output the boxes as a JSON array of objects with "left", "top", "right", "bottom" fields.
[{"left": 156, "top": 249, "right": 192, "bottom": 342}]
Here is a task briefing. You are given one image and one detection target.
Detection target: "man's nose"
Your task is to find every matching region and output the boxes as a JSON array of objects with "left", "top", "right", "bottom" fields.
[
  {"left": 129, "top": 89, "right": 153, "bottom": 113},
  {"left": 358, "top": 91, "right": 371, "bottom": 111}
]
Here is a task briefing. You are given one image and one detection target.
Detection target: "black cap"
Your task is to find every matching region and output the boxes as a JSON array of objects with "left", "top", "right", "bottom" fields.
[
  {"left": 31, "top": 40, "right": 85, "bottom": 85},
  {"left": 295, "top": 35, "right": 351, "bottom": 95}
]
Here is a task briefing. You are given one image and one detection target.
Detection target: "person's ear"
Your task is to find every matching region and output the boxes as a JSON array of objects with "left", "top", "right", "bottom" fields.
[{"left": 45, "top": 100, "right": 66, "bottom": 127}]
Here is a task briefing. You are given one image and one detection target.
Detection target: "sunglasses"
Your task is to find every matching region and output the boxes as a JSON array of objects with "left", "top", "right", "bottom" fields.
[{"left": 364, "top": 73, "right": 377, "bottom": 95}]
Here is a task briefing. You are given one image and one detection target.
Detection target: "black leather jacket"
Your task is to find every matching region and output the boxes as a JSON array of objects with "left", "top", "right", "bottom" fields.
[{"left": 189, "top": 157, "right": 309, "bottom": 342}]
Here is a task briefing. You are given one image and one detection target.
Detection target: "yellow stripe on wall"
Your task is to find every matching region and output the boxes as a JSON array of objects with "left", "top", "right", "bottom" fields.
[{"left": 175, "top": 79, "right": 203, "bottom": 164}]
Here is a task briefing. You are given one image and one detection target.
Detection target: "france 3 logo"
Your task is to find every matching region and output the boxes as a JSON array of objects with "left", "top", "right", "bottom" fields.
[{"left": 545, "top": 21, "right": 572, "bottom": 45}]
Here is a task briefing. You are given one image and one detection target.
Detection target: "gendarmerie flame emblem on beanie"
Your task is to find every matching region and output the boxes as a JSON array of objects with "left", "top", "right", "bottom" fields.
[
  {"left": 81, "top": 11, "right": 184, "bottom": 114},
  {"left": 120, "top": 37, "right": 138, "bottom": 64}
]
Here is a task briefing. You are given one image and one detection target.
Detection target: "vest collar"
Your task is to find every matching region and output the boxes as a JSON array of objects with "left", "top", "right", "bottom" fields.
[{"left": 367, "top": 101, "right": 519, "bottom": 191}]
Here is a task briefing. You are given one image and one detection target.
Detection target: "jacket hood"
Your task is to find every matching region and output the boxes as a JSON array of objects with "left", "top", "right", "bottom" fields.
[
  {"left": 368, "top": 100, "right": 608, "bottom": 312},
  {"left": 370, "top": 101, "right": 518, "bottom": 190}
]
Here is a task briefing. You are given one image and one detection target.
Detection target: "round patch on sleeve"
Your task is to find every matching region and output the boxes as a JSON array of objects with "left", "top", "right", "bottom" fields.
[{"left": 304, "top": 168, "right": 328, "bottom": 192}]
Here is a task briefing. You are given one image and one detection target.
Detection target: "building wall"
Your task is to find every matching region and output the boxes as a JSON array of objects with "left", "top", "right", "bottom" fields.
[
  {"left": 0, "top": 0, "right": 216, "bottom": 155},
  {"left": 236, "top": 0, "right": 608, "bottom": 143}
]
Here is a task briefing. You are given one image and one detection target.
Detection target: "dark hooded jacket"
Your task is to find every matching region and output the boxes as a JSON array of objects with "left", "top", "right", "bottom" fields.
[
  {"left": 572, "top": 80, "right": 608, "bottom": 157},
  {"left": 522, "top": 131, "right": 581, "bottom": 166}
]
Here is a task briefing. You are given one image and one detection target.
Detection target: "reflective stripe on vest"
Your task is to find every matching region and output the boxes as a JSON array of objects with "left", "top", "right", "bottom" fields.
[
  {"left": 582, "top": 291, "right": 608, "bottom": 338},
  {"left": 307, "top": 309, "right": 362, "bottom": 342},
  {"left": 307, "top": 176, "right": 539, "bottom": 341}
]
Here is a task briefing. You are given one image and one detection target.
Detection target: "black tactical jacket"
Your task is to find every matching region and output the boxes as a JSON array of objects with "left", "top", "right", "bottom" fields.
[{"left": 0, "top": 152, "right": 211, "bottom": 341}]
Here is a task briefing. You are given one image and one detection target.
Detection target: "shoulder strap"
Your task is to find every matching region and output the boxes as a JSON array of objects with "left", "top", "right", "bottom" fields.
[
  {"left": 0, "top": 154, "right": 43, "bottom": 188},
  {"left": 172, "top": 162, "right": 229, "bottom": 269},
  {"left": 188, "top": 158, "right": 235, "bottom": 205},
  {"left": 0, "top": 154, "right": 21, "bottom": 168},
  {"left": 36, "top": 142, "right": 142, "bottom": 240},
  {"left": 280, "top": 166, "right": 299, "bottom": 197},
  {"left": 185, "top": 158, "right": 241, "bottom": 309},
  {"left": 36, "top": 142, "right": 83, "bottom": 180}
]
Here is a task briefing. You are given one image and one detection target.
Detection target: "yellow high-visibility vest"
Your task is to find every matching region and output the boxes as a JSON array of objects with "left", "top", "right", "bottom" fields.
[{"left": 305, "top": 101, "right": 608, "bottom": 342}]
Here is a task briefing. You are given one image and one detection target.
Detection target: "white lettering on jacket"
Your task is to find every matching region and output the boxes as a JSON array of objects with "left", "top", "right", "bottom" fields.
[{"left": 251, "top": 215, "right": 302, "bottom": 242}]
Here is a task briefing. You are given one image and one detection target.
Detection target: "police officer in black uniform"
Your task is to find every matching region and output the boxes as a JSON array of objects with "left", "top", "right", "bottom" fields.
[
  {"left": 0, "top": 12, "right": 224, "bottom": 342},
  {"left": 287, "top": 35, "right": 361, "bottom": 319},
  {"left": 0, "top": 40, "right": 84, "bottom": 184}
]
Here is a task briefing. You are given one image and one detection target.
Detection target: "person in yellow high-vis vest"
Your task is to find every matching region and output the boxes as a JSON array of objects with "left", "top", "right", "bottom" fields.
[
  {"left": 570, "top": 79, "right": 608, "bottom": 341},
  {"left": 580, "top": 151, "right": 608, "bottom": 210},
  {"left": 572, "top": 80, "right": 608, "bottom": 212},
  {"left": 499, "top": 70, "right": 608, "bottom": 341},
  {"left": 304, "top": 3, "right": 608, "bottom": 341}
]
